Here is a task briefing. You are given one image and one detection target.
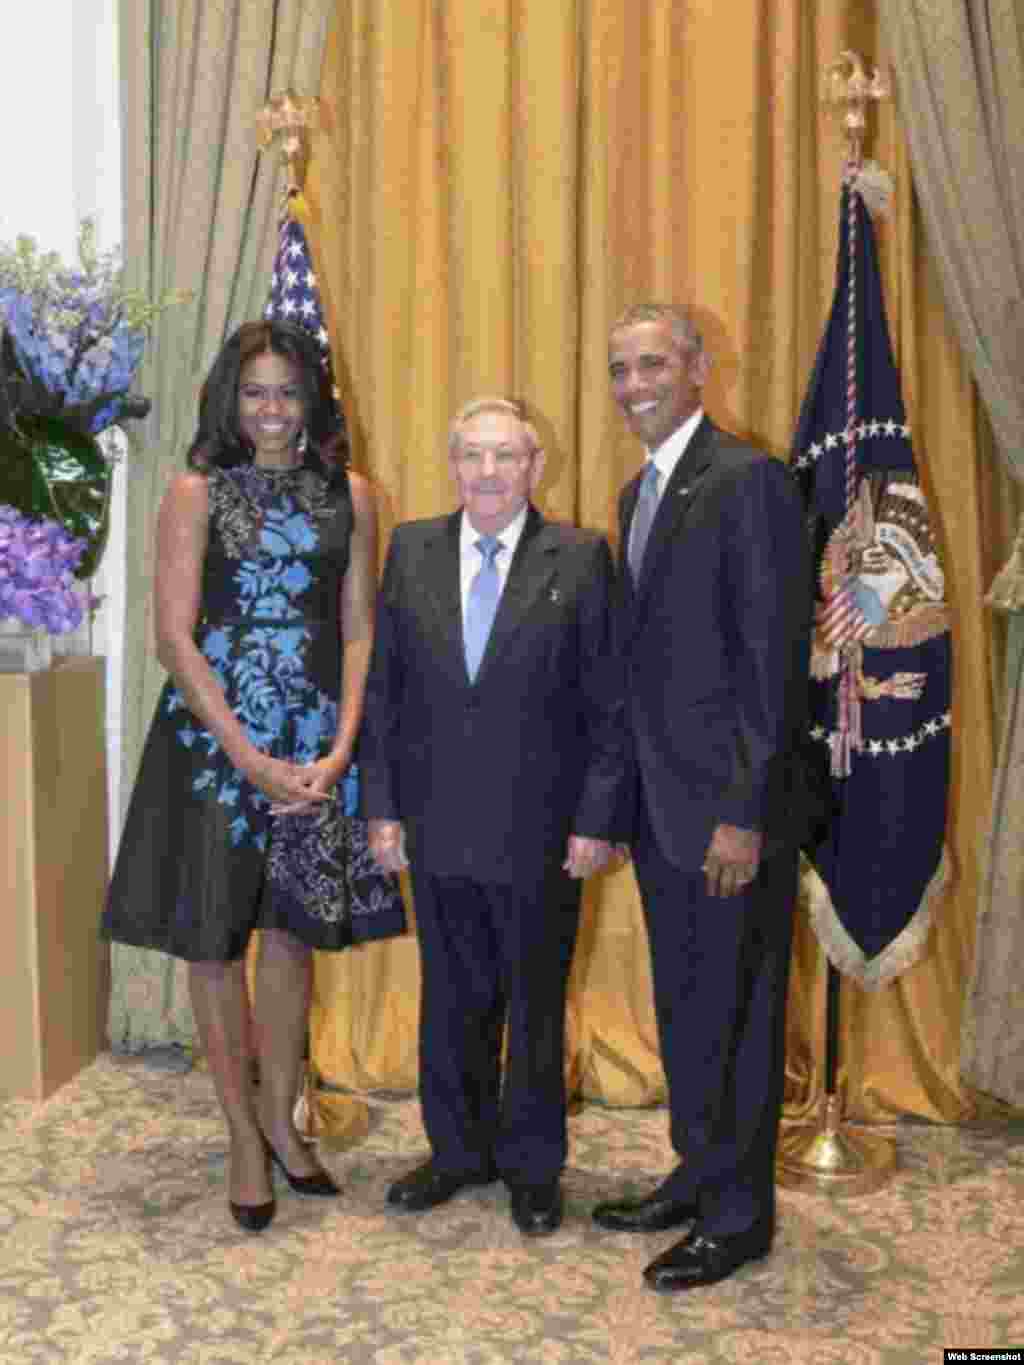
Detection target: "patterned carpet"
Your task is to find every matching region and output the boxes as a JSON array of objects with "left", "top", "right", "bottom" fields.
[{"left": 2, "top": 1054, "right": 1024, "bottom": 1364}]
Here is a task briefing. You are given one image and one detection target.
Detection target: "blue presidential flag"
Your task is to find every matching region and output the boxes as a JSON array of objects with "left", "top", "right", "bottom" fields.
[{"left": 792, "top": 177, "right": 951, "bottom": 989}]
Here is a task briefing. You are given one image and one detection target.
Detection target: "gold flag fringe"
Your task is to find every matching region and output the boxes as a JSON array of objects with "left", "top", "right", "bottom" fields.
[{"left": 802, "top": 846, "right": 949, "bottom": 990}]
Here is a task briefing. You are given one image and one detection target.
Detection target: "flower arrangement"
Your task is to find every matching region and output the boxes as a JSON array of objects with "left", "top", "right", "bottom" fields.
[
  {"left": 0, "top": 218, "right": 183, "bottom": 437},
  {"left": 0, "top": 219, "right": 188, "bottom": 607},
  {"left": 0, "top": 504, "right": 87, "bottom": 634}
]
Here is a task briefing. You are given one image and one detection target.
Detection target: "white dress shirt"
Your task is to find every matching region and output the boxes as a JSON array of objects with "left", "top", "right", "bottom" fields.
[
  {"left": 628, "top": 408, "right": 705, "bottom": 565},
  {"left": 459, "top": 503, "right": 529, "bottom": 620},
  {"left": 646, "top": 408, "right": 704, "bottom": 503}
]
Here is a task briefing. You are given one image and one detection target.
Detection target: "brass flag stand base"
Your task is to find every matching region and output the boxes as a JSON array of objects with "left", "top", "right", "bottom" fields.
[
  {"left": 777, "top": 948, "right": 897, "bottom": 1196},
  {"left": 776, "top": 1093, "right": 896, "bottom": 1196}
]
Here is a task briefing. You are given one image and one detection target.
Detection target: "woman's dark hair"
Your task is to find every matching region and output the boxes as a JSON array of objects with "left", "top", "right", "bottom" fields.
[{"left": 187, "top": 320, "right": 348, "bottom": 481}]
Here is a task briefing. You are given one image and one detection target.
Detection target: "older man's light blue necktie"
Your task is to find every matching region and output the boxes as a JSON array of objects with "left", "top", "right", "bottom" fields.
[
  {"left": 464, "top": 535, "right": 503, "bottom": 681},
  {"left": 629, "top": 460, "right": 660, "bottom": 582}
]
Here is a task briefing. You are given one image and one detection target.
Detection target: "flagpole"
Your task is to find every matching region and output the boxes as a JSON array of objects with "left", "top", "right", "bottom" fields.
[
  {"left": 775, "top": 52, "right": 896, "bottom": 1197},
  {"left": 254, "top": 90, "right": 371, "bottom": 1153}
]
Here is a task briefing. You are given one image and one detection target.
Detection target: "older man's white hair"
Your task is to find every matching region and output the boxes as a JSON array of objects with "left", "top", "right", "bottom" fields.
[{"left": 448, "top": 396, "right": 542, "bottom": 458}]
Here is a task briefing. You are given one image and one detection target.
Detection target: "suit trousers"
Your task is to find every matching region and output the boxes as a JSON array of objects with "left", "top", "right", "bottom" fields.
[
  {"left": 631, "top": 795, "right": 797, "bottom": 1236},
  {"left": 409, "top": 861, "right": 582, "bottom": 1184}
]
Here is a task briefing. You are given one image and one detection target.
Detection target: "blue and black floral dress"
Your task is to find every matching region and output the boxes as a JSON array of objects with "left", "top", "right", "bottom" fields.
[{"left": 102, "top": 461, "right": 405, "bottom": 961}]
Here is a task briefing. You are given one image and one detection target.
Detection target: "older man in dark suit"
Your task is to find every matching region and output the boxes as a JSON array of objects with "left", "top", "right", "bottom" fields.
[
  {"left": 361, "top": 397, "right": 628, "bottom": 1236},
  {"left": 592, "top": 304, "right": 813, "bottom": 1291}
]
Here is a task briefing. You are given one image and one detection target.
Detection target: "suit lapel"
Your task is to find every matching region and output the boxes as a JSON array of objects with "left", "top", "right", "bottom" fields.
[
  {"left": 633, "top": 416, "right": 716, "bottom": 598},
  {"left": 619, "top": 472, "right": 642, "bottom": 608},
  {"left": 421, "top": 511, "right": 466, "bottom": 677},
  {"left": 474, "top": 504, "right": 558, "bottom": 685},
  {"left": 620, "top": 473, "right": 642, "bottom": 560}
]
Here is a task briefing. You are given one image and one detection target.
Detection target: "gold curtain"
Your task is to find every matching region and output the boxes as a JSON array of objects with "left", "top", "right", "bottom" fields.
[{"left": 303, "top": 0, "right": 1005, "bottom": 1121}]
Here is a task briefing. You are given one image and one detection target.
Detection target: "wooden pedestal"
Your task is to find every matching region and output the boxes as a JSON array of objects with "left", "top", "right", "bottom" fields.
[{"left": 0, "top": 658, "right": 108, "bottom": 1099}]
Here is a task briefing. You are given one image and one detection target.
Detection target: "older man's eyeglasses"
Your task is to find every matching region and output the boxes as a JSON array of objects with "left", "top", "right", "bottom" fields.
[{"left": 453, "top": 446, "right": 533, "bottom": 468}]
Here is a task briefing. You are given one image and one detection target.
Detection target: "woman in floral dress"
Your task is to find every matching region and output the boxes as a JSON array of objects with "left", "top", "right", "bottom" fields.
[{"left": 103, "top": 321, "right": 404, "bottom": 1230}]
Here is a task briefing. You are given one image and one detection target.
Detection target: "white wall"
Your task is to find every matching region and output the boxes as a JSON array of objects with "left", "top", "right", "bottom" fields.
[
  {"left": 1, "top": 12, "right": 76, "bottom": 257},
  {"left": 1, "top": 0, "right": 125, "bottom": 861}
]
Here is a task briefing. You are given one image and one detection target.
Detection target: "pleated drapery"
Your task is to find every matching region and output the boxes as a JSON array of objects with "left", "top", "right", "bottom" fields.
[
  {"left": 879, "top": 2, "right": 1024, "bottom": 1108},
  {"left": 110, "top": 2, "right": 1018, "bottom": 1124},
  {"left": 297, "top": 1, "right": 1005, "bottom": 1122}
]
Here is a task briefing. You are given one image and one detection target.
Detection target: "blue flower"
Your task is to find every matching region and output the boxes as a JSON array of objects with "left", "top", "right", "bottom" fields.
[
  {"left": 255, "top": 592, "right": 292, "bottom": 618},
  {"left": 260, "top": 509, "right": 317, "bottom": 555},
  {"left": 295, "top": 708, "right": 326, "bottom": 760},
  {"left": 236, "top": 563, "right": 278, "bottom": 599},
  {"left": 276, "top": 627, "right": 307, "bottom": 659},
  {"left": 203, "top": 628, "right": 231, "bottom": 666},
  {"left": 1, "top": 219, "right": 186, "bottom": 438},
  {"left": 260, "top": 526, "right": 294, "bottom": 557},
  {"left": 281, "top": 561, "right": 312, "bottom": 595},
  {"left": 342, "top": 764, "right": 360, "bottom": 816},
  {"left": 280, "top": 513, "right": 318, "bottom": 551}
]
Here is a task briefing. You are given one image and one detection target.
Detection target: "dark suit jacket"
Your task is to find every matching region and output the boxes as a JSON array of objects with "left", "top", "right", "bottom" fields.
[
  {"left": 361, "top": 504, "right": 629, "bottom": 883},
  {"left": 618, "top": 417, "right": 815, "bottom": 869}
]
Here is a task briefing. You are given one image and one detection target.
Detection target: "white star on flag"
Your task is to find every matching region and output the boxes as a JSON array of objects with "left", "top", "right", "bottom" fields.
[{"left": 263, "top": 210, "right": 338, "bottom": 400}]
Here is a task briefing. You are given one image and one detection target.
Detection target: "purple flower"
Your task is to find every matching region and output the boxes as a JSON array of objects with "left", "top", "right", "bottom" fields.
[
  {"left": 0, "top": 504, "right": 87, "bottom": 635},
  {"left": 1, "top": 219, "right": 186, "bottom": 438}
]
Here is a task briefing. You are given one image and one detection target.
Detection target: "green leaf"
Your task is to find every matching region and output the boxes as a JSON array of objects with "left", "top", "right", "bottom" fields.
[{"left": 0, "top": 415, "right": 111, "bottom": 577}]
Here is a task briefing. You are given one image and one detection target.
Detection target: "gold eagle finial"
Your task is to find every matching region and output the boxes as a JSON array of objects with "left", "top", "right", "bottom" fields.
[
  {"left": 822, "top": 51, "right": 890, "bottom": 167},
  {"left": 256, "top": 90, "right": 322, "bottom": 198}
]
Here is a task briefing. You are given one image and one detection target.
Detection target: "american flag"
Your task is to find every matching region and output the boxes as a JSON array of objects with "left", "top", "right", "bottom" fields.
[
  {"left": 264, "top": 204, "right": 336, "bottom": 396},
  {"left": 817, "top": 582, "right": 872, "bottom": 651}
]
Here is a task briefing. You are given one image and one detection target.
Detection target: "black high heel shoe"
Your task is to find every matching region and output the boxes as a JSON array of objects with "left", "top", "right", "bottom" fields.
[
  {"left": 263, "top": 1136, "right": 341, "bottom": 1197},
  {"left": 228, "top": 1137, "right": 276, "bottom": 1230},
  {"left": 229, "top": 1197, "right": 276, "bottom": 1232}
]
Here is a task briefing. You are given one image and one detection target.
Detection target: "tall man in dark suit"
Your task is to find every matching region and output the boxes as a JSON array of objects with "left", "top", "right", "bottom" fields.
[
  {"left": 362, "top": 397, "right": 628, "bottom": 1236},
  {"left": 593, "top": 304, "right": 813, "bottom": 1291}
]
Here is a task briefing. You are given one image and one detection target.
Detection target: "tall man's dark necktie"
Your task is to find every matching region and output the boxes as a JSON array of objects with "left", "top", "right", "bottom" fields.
[
  {"left": 464, "top": 535, "right": 503, "bottom": 680},
  {"left": 628, "top": 461, "right": 660, "bottom": 582}
]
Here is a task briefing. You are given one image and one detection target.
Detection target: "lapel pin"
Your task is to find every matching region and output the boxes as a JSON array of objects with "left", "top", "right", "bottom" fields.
[
  {"left": 549, "top": 588, "right": 561, "bottom": 603},
  {"left": 677, "top": 486, "right": 690, "bottom": 497}
]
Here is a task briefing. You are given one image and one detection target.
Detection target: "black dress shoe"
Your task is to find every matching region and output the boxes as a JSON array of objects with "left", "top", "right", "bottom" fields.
[
  {"left": 387, "top": 1161, "right": 497, "bottom": 1212},
  {"left": 509, "top": 1182, "right": 562, "bottom": 1237},
  {"left": 263, "top": 1138, "right": 341, "bottom": 1196},
  {"left": 643, "top": 1221, "right": 773, "bottom": 1292},
  {"left": 229, "top": 1198, "right": 276, "bottom": 1232},
  {"left": 592, "top": 1191, "right": 699, "bottom": 1233}
]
